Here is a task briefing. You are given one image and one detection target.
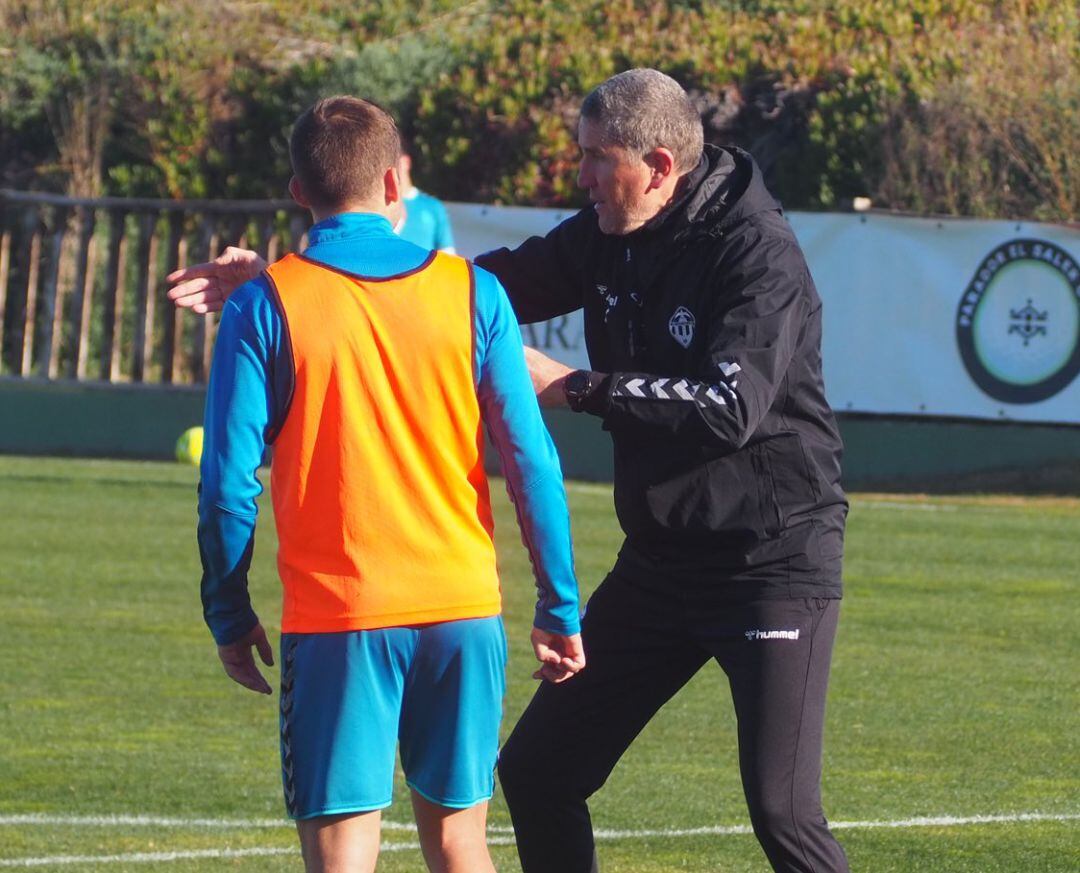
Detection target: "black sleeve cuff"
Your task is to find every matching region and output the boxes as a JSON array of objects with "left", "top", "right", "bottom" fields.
[{"left": 577, "top": 373, "right": 613, "bottom": 416}]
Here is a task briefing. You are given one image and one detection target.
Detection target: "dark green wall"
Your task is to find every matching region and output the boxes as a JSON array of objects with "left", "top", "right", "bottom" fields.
[
  {"left": 0, "top": 378, "right": 205, "bottom": 462},
  {"left": 535, "top": 410, "right": 1080, "bottom": 493},
  {"left": 3, "top": 379, "right": 1079, "bottom": 493},
  {"left": 837, "top": 416, "right": 1080, "bottom": 493}
]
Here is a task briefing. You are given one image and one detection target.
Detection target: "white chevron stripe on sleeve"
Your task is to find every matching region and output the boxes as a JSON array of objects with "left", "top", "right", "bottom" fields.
[
  {"left": 672, "top": 379, "right": 694, "bottom": 400},
  {"left": 704, "top": 386, "right": 728, "bottom": 407}
]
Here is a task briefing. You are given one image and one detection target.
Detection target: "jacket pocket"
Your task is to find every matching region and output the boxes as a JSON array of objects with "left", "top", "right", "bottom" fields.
[
  {"left": 749, "top": 442, "right": 782, "bottom": 538},
  {"left": 761, "top": 433, "right": 818, "bottom": 527},
  {"left": 695, "top": 447, "right": 776, "bottom": 539},
  {"left": 618, "top": 441, "right": 776, "bottom": 541}
]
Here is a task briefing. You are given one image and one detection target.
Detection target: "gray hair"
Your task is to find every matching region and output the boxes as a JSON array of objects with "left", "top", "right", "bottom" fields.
[{"left": 580, "top": 69, "right": 704, "bottom": 172}]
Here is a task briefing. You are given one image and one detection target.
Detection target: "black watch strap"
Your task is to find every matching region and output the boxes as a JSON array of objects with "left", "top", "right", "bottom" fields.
[{"left": 564, "top": 369, "right": 596, "bottom": 412}]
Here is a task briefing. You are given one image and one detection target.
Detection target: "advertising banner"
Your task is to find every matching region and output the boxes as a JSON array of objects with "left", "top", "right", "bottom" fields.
[{"left": 446, "top": 203, "right": 1080, "bottom": 425}]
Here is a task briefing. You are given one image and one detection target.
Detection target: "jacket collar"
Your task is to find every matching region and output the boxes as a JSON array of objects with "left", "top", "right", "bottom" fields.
[
  {"left": 307, "top": 212, "right": 397, "bottom": 246},
  {"left": 634, "top": 145, "right": 780, "bottom": 243}
]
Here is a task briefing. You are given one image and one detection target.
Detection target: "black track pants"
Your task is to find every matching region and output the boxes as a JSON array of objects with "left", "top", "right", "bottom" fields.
[{"left": 498, "top": 572, "right": 849, "bottom": 873}]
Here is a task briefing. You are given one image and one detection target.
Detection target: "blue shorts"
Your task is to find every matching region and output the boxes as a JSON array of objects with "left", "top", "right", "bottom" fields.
[{"left": 279, "top": 616, "right": 506, "bottom": 819}]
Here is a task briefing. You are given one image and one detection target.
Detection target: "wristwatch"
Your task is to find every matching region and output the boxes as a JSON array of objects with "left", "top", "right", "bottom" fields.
[{"left": 563, "top": 369, "right": 597, "bottom": 412}]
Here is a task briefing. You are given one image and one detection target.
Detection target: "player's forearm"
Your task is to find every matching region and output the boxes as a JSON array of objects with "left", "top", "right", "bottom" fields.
[
  {"left": 511, "top": 472, "right": 581, "bottom": 637},
  {"left": 475, "top": 268, "right": 582, "bottom": 634},
  {"left": 484, "top": 413, "right": 581, "bottom": 636},
  {"left": 198, "top": 507, "right": 259, "bottom": 645},
  {"left": 197, "top": 292, "right": 279, "bottom": 646}
]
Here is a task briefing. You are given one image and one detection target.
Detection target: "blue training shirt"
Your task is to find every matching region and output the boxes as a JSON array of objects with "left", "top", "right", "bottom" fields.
[
  {"left": 397, "top": 189, "right": 455, "bottom": 252},
  {"left": 198, "top": 212, "right": 579, "bottom": 645}
]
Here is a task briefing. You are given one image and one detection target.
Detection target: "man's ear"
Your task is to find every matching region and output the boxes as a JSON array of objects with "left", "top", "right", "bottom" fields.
[
  {"left": 383, "top": 164, "right": 402, "bottom": 206},
  {"left": 643, "top": 147, "right": 677, "bottom": 190},
  {"left": 288, "top": 176, "right": 311, "bottom": 208}
]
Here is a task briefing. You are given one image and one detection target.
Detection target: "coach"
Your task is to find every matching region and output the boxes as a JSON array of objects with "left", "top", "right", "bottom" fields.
[{"left": 479, "top": 69, "right": 849, "bottom": 873}]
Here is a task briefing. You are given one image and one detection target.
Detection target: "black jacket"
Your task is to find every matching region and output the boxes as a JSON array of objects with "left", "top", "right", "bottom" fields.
[{"left": 477, "top": 145, "right": 846, "bottom": 596}]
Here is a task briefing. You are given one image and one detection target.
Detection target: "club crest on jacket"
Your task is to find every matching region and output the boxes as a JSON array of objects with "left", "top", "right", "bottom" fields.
[{"left": 669, "top": 306, "right": 695, "bottom": 348}]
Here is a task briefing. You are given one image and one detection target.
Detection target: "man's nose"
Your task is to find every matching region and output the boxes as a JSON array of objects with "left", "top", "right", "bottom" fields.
[{"left": 576, "top": 164, "right": 591, "bottom": 189}]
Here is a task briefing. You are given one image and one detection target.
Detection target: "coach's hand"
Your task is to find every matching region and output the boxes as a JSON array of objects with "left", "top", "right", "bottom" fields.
[
  {"left": 217, "top": 623, "right": 275, "bottom": 695},
  {"left": 531, "top": 628, "right": 586, "bottom": 684},
  {"left": 167, "top": 246, "right": 266, "bottom": 314}
]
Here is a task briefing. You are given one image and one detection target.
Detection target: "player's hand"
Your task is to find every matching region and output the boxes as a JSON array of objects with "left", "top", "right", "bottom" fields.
[
  {"left": 217, "top": 623, "right": 274, "bottom": 695},
  {"left": 523, "top": 346, "right": 573, "bottom": 408},
  {"left": 166, "top": 247, "right": 266, "bottom": 314},
  {"left": 531, "top": 628, "right": 586, "bottom": 683}
]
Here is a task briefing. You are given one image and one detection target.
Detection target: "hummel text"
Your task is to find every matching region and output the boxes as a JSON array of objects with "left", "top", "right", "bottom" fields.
[{"left": 744, "top": 629, "right": 800, "bottom": 641}]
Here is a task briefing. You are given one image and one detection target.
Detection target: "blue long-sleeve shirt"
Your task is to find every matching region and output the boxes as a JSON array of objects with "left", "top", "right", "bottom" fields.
[{"left": 198, "top": 212, "right": 580, "bottom": 644}]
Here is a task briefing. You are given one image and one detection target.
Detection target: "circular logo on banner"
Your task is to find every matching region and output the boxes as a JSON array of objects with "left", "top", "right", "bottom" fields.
[{"left": 956, "top": 239, "right": 1080, "bottom": 404}]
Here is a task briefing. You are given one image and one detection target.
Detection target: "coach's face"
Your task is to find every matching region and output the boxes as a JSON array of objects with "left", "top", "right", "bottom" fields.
[{"left": 577, "top": 118, "right": 660, "bottom": 235}]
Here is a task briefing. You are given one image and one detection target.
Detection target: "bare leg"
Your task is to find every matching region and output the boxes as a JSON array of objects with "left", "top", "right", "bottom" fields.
[
  {"left": 296, "top": 810, "right": 381, "bottom": 873},
  {"left": 411, "top": 790, "right": 496, "bottom": 873}
]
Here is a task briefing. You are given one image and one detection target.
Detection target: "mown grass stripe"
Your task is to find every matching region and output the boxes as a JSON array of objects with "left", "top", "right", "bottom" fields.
[
  {"left": 0, "top": 848, "right": 296, "bottom": 868},
  {"left": 0, "top": 838, "right": 522, "bottom": 868}
]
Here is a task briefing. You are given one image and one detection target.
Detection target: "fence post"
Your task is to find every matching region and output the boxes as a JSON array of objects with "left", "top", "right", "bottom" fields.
[
  {"left": 197, "top": 222, "right": 220, "bottom": 383},
  {"left": 40, "top": 207, "right": 71, "bottom": 378},
  {"left": 131, "top": 212, "right": 158, "bottom": 382},
  {"left": 100, "top": 210, "right": 128, "bottom": 382},
  {"left": 70, "top": 205, "right": 98, "bottom": 379},
  {"left": 0, "top": 222, "right": 10, "bottom": 372},
  {"left": 161, "top": 212, "right": 184, "bottom": 384},
  {"left": 19, "top": 209, "right": 42, "bottom": 376},
  {"left": 288, "top": 213, "right": 308, "bottom": 254}
]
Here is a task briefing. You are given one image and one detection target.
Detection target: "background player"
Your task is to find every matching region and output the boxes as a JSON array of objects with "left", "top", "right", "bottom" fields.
[{"left": 394, "top": 141, "right": 456, "bottom": 253}]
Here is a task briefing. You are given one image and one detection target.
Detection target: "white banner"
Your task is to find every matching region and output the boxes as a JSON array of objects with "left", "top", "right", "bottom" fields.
[{"left": 446, "top": 203, "right": 1080, "bottom": 425}]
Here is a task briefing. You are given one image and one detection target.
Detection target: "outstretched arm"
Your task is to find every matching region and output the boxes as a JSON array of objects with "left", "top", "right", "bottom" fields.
[
  {"left": 474, "top": 208, "right": 591, "bottom": 324},
  {"left": 167, "top": 247, "right": 266, "bottom": 314},
  {"left": 531, "top": 228, "right": 814, "bottom": 451}
]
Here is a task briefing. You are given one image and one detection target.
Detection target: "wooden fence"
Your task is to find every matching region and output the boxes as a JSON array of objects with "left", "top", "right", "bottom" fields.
[{"left": 0, "top": 190, "right": 308, "bottom": 385}]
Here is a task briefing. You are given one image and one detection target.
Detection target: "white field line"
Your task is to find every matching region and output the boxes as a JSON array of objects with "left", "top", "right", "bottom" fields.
[
  {"left": 592, "top": 811, "right": 1080, "bottom": 839},
  {"left": 0, "top": 812, "right": 1076, "bottom": 867},
  {"left": 565, "top": 485, "right": 984, "bottom": 513},
  {"left": 0, "top": 814, "right": 418, "bottom": 832},
  {"left": 854, "top": 500, "right": 958, "bottom": 512},
  {"left": 563, "top": 480, "right": 613, "bottom": 496}
]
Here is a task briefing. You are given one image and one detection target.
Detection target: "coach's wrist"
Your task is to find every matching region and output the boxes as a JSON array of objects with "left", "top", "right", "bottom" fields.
[{"left": 564, "top": 370, "right": 611, "bottom": 414}]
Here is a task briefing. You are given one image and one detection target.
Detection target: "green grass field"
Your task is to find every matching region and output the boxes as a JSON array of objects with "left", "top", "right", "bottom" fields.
[{"left": 1, "top": 455, "right": 1077, "bottom": 871}]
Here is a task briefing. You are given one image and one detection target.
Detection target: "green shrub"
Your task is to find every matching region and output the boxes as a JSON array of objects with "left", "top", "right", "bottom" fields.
[{"left": 2, "top": 0, "right": 1075, "bottom": 220}]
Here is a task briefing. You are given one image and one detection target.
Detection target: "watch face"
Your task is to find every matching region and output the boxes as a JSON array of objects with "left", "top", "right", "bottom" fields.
[{"left": 566, "top": 370, "right": 589, "bottom": 397}]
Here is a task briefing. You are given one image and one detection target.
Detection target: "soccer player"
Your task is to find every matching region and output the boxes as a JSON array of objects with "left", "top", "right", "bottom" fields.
[
  {"left": 394, "top": 143, "right": 456, "bottom": 253},
  {"left": 196, "top": 96, "right": 583, "bottom": 873}
]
